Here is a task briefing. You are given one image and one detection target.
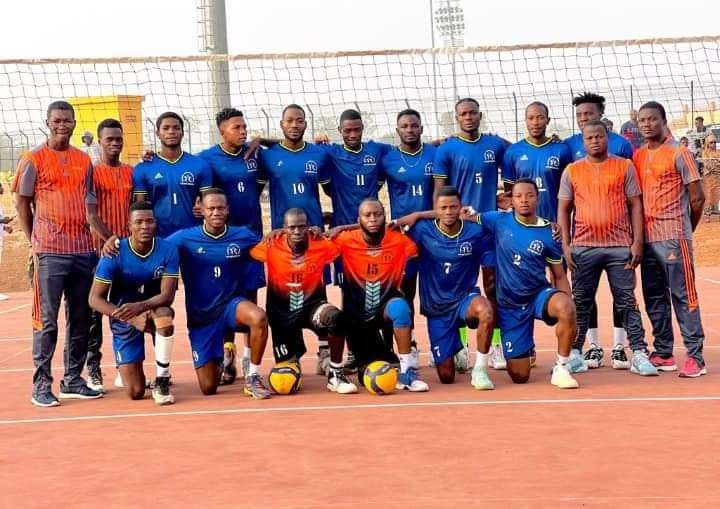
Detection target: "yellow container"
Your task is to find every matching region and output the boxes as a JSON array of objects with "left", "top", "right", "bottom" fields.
[{"left": 67, "top": 95, "right": 144, "bottom": 164}]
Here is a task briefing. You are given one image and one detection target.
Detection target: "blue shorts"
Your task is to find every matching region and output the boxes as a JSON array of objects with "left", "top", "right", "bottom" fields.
[
  {"left": 498, "top": 287, "right": 559, "bottom": 359},
  {"left": 111, "top": 319, "right": 145, "bottom": 366},
  {"left": 188, "top": 296, "right": 246, "bottom": 368},
  {"left": 426, "top": 290, "right": 481, "bottom": 364}
]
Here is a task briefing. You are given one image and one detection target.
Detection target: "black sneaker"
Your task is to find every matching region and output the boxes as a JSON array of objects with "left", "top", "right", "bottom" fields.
[
  {"left": 220, "top": 343, "right": 238, "bottom": 385},
  {"left": 31, "top": 391, "right": 60, "bottom": 407},
  {"left": 59, "top": 382, "right": 104, "bottom": 400},
  {"left": 611, "top": 346, "right": 630, "bottom": 370},
  {"left": 583, "top": 344, "right": 604, "bottom": 369},
  {"left": 152, "top": 376, "right": 175, "bottom": 405}
]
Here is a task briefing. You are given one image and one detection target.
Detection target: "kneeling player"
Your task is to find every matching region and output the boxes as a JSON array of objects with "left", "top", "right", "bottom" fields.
[
  {"left": 249, "top": 208, "right": 357, "bottom": 394},
  {"left": 332, "top": 199, "right": 429, "bottom": 392},
  {"left": 89, "top": 202, "right": 180, "bottom": 404},
  {"left": 474, "top": 179, "right": 579, "bottom": 388},
  {"left": 168, "top": 188, "right": 271, "bottom": 399}
]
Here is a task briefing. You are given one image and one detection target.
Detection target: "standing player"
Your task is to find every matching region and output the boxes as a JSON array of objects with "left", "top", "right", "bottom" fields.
[
  {"left": 89, "top": 202, "right": 180, "bottom": 404},
  {"left": 634, "top": 101, "right": 707, "bottom": 377},
  {"left": 332, "top": 199, "right": 429, "bottom": 392},
  {"left": 564, "top": 93, "right": 633, "bottom": 359},
  {"left": 133, "top": 112, "right": 212, "bottom": 238},
  {"left": 168, "top": 189, "right": 272, "bottom": 397},
  {"left": 249, "top": 208, "right": 357, "bottom": 394},
  {"left": 16, "top": 100, "right": 102, "bottom": 407},
  {"left": 558, "top": 120, "right": 656, "bottom": 375},
  {"left": 398, "top": 186, "right": 496, "bottom": 389},
  {"left": 197, "top": 108, "right": 265, "bottom": 384},
  {"left": 474, "top": 179, "right": 580, "bottom": 387},
  {"left": 432, "top": 98, "right": 508, "bottom": 370},
  {"left": 85, "top": 118, "right": 134, "bottom": 392}
]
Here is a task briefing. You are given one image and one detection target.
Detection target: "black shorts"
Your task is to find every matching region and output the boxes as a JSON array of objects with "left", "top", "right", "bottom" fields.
[
  {"left": 269, "top": 301, "right": 330, "bottom": 363},
  {"left": 346, "top": 311, "right": 399, "bottom": 374}
]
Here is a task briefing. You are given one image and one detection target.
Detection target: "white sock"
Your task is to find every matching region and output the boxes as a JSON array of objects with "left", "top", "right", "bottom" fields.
[
  {"left": 329, "top": 361, "right": 343, "bottom": 371},
  {"left": 243, "top": 346, "right": 251, "bottom": 359},
  {"left": 557, "top": 354, "right": 569, "bottom": 366},
  {"left": 399, "top": 353, "right": 412, "bottom": 373},
  {"left": 475, "top": 351, "right": 489, "bottom": 369},
  {"left": 318, "top": 338, "right": 329, "bottom": 350},
  {"left": 613, "top": 327, "right": 627, "bottom": 347},
  {"left": 155, "top": 333, "right": 174, "bottom": 378},
  {"left": 586, "top": 328, "right": 599, "bottom": 344},
  {"left": 248, "top": 362, "right": 260, "bottom": 376}
]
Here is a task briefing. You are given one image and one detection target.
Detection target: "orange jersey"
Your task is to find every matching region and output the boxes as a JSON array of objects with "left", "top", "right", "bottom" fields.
[
  {"left": 332, "top": 229, "right": 418, "bottom": 320},
  {"left": 558, "top": 156, "right": 641, "bottom": 247},
  {"left": 633, "top": 140, "right": 701, "bottom": 242},
  {"left": 89, "top": 162, "right": 133, "bottom": 250},
  {"left": 17, "top": 144, "right": 94, "bottom": 254},
  {"left": 250, "top": 235, "right": 338, "bottom": 322}
]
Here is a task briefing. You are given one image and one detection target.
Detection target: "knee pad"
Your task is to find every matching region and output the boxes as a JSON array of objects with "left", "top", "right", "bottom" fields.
[
  {"left": 385, "top": 298, "right": 412, "bottom": 329},
  {"left": 311, "top": 303, "right": 344, "bottom": 336}
]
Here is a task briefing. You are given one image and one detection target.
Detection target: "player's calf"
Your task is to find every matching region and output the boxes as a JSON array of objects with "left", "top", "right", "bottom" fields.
[{"left": 149, "top": 307, "right": 175, "bottom": 405}]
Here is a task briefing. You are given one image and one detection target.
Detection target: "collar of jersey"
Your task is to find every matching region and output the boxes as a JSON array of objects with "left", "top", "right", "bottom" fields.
[
  {"left": 218, "top": 144, "right": 243, "bottom": 157},
  {"left": 399, "top": 145, "right": 423, "bottom": 156},
  {"left": 458, "top": 134, "right": 482, "bottom": 144},
  {"left": 156, "top": 151, "right": 185, "bottom": 164},
  {"left": 279, "top": 141, "right": 306, "bottom": 153},
  {"left": 343, "top": 143, "right": 363, "bottom": 154},
  {"left": 524, "top": 137, "right": 552, "bottom": 148},
  {"left": 129, "top": 237, "right": 156, "bottom": 259},
  {"left": 513, "top": 214, "right": 548, "bottom": 228},
  {"left": 203, "top": 224, "right": 228, "bottom": 239},
  {"left": 434, "top": 219, "right": 464, "bottom": 239}
]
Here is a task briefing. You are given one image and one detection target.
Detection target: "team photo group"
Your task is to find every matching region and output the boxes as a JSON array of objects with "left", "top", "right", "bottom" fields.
[{"left": 12, "top": 90, "right": 708, "bottom": 408}]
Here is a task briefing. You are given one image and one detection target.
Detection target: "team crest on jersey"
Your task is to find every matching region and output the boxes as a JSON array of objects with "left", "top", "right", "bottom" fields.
[
  {"left": 180, "top": 172, "right": 196, "bottom": 185},
  {"left": 527, "top": 240, "right": 544, "bottom": 256},
  {"left": 458, "top": 242, "right": 473, "bottom": 257},
  {"left": 305, "top": 160, "right": 318, "bottom": 174},
  {"left": 484, "top": 150, "right": 496, "bottom": 163},
  {"left": 246, "top": 159, "right": 258, "bottom": 171},
  {"left": 363, "top": 155, "right": 376, "bottom": 166},
  {"left": 225, "top": 243, "right": 243, "bottom": 258},
  {"left": 381, "top": 253, "right": 393, "bottom": 264},
  {"left": 153, "top": 265, "right": 166, "bottom": 279},
  {"left": 424, "top": 162, "right": 433, "bottom": 175},
  {"left": 546, "top": 156, "right": 560, "bottom": 170}
]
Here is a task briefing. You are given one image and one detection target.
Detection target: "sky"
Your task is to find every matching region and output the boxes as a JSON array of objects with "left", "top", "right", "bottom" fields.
[{"left": 1, "top": 0, "right": 718, "bottom": 59}]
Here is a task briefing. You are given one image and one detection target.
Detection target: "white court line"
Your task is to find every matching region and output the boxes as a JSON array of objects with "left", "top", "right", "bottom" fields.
[
  {"left": 701, "top": 277, "right": 720, "bottom": 285},
  {"left": 1, "top": 395, "right": 718, "bottom": 426},
  {"left": 0, "top": 303, "right": 30, "bottom": 315}
]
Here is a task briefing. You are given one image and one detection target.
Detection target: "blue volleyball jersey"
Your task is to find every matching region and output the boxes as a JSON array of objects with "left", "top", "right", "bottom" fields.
[
  {"left": 197, "top": 144, "right": 263, "bottom": 234},
  {"left": 94, "top": 237, "right": 180, "bottom": 305},
  {"left": 320, "top": 141, "right": 390, "bottom": 226},
  {"left": 167, "top": 225, "right": 261, "bottom": 327},
  {"left": 378, "top": 144, "right": 435, "bottom": 219},
  {"left": 501, "top": 139, "right": 572, "bottom": 221},
  {"left": 479, "top": 211, "right": 563, "bottom": 308},
  {"left": 432, "top": 134, "right": 509, "bottom": 212},
  {"left": 407, "top": 218, "right": 492, "bottom": 317},
  {"left": 132, "top": 152, "right": 212, "bottom": 238},
  {"left": 257, "top": 142, "right": 331, "bottom": 229},
  {"left": 564, "top": 131, "right": 634, "bottom": 161}
]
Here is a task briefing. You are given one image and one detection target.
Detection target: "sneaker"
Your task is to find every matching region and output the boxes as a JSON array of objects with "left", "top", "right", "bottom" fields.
[
  {"left": 221, "top": 342, "right": 238, "bottom": 385},
  {"left": 630, "top": 351, "right": 659, "bottom": 376},
  {"left": 611, "top": 346, "right": 630, "bottom": 370},
  {"left": 59, "top": 383, "right": 104, "bottom": 400},
  {"left": 679, "top": 357, "right": 707, "bottom": 378},
  {"left": 583, "top": 344, "right": 604, "bottom": 369},
  {"left": 649, "top": 352, "right": 678, "bottom": 372},
  {"left": 551, "top": 364, "right": 579, "bottom": 389},
  {"left": 428, "top": 352, "right": 436, "bottom": 367},
  {"left": 396, "top": 367, "right": 430, "bottom": 392},
  {"left": 410, "top": 339, "right": 420, "bottom": 366},
  {"left": 244, "top": 373, "right": 271, "bottom": 399},
  {"left": 529, "top": 348, "right": 537, "bottom": 369},
  {"left": 151, "top": 376, "right": 175, "bottom": 405},
  {"left": 31, "top": 391, "right": 60, "bottom": 407},
  {"left": 327, "top": 368, "right": 358, "bottom": 394},
  {"left": 87, "top": 371, "right": 105, "bottom": 393},
  {"left": 470, "top": 365, "right": 494, "bottom": 390},
  {"left": 567, "top": 349, "right": 589, "bottom": 373},
  {"left": 114, "top": 370, "right": 125, "bottom": 388},
  {"left": 241, "top": 356, "right": 250, "bottom": 379},
  {"left": 490, "top": 346, "right": 507, "bottom": 370},
  {"left": 344, "top": 351, "right": 358, "bottom": 375},
  {"left": 316, "top": 347, "right": 330, "bottom": 376},
  {"left": 454, "top": 347, "right": 470, "bottom": 373}
]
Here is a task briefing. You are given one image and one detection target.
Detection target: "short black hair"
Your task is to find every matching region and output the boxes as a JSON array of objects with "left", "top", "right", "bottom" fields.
[
  {"left": 282, "top": 104, "right": 305, "bottom": 119},
  {"left": 200, "top": 187, "right": 227, "bottom": 200},
  {"left": 680, "top": 136, "right": 689, "bottom": 142},
  {"left": 455, "top": 97, "right": 479, "bottom": 111},
  {"left": 46, "top": 100, "right": 74, "bottom": 119},
  {"left": 215, "top": 108, "right": 244, "bottom": 128},
  {"left": 581, "top": 119, "right": 608, "bottom": 134},
  {"left": 512, "top": 178, "right": 539, "bottom": 193},
  {"left": 283, "top": 207, "right": 308, "bottom": 223},
  {"left": 129, "top": 200, "right": 154, "bottom": 215},
  {"left": 339, "top": 109, "right": 362, "bottom": 124},
  {"left": 572, "top": 92, "right": 605, "bottom": 115},
  {"left": 156, "top": 111, "right": 184, "bottom": 131},
  {"left": 358, "top": 197, "right": 384, "bottom": 213},
  {"left": 435, "top": 185, "right": 461, "bottom": 200},
  {"left": 97, "top": 118, "right": 122, "bottom": 138},
  {"left": 639, "top": 101, "right": 667, "bottom": 121},
  {"left": 396, "top": 108, "right": 422, "bottom": 123},
  {"left": 525, "top": 101, "right": 549, "bottom": 117},
  {"left": 696, "top": 116, "right": 704, "bottom": 122}
]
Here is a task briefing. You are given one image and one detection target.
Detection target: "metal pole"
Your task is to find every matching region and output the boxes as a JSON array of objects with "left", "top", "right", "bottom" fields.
[
  {"left": 207, "top": 0, "right": 231, "bottom": 143},
  {"left": 429, "top": 0, "right": 439, "bottom": 138},
  {"left": 512, "top": 92, "right": 519, "bottom": 142},
  {"left": 182, "top": 114, "right": 192, "bottom": 153},
  {"left": 2, "top": 133, "right": 13, "bottom": 172},
  {"left": 447, "top": 0, "right": 457, "bottom": 103},
  {"left": 146, "top": 118, "right": 157, "bottom": 148},
  {"left": 306, "top": 105, "right": 315, "bottom": 140},
  {"left": 690, "top": 80, "right": 695, "bottom": 130},
  {"left": 261, "top": 108, "right": 270, "bottom": 138},
  {"left": 630, "top": 85, "right": 634, "bottom": 113},
  {"left": 19, "top": 130, "right": 29, "bottom": 151},
  {"left": 404, "top": 98, "right": 411, "bottom": 109}
]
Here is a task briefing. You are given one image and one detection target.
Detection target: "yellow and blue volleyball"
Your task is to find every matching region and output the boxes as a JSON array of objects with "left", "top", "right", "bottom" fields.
[
  {"left": 363, "top": 361, "right": 398, "bottom": 395},
  {"left": 268, "top": 361, "right": 303, "bottom": 395}
]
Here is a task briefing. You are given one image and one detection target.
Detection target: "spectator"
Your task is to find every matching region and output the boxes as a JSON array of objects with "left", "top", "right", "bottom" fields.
[
  {"left": 686, "top": 116, "right": 708, "bottom": 157},
  {"left": 620, "top": 109, "right": 643, "bottom": 149},
  {"left": 601, "top": 117, "right": 614, "bottom": 132},
  {"left": 0, "top": 182, "right": 14, "bottom": 301},
  {"left": 680, "top": 136, "right": 690, "bottom": 148},
  {"left": 80, "top": 130, "right": 102, "bottom": 164},
  {"left": 702, "top": 133, "right": 720, "bottom": 218}
]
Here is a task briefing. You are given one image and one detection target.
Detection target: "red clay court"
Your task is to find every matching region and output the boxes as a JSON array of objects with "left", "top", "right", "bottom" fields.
[{"left": 1, "top": 274, "right": 719, "bottom": 508}]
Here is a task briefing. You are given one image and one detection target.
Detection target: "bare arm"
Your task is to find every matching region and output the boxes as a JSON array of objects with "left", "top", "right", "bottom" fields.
[
  {"left": 557, "top": 198, "right": 575, "bottom": 271},
  {"left": 15, "top": 195, "right": 33, "bottom": 243},
  {"left": 88, "top": 280, "right": 118, "bottom": 317},
  {"left": 688, "top": 181, "right": 705, "bottom": 231},
  {"left": 86, "top": 202, "right": 113, "bottom": 242},
  {"left": 111, "top": 277, "right": 178, "bottom": 322},
  {"left": 627, "top": 195, "right": 644, "bottom": 268},
  {"left": 549, "top": 263, "right": 571, "bottom": 294},
  {"left": 321, "top": 181, "right": 332, "bottom": 197}
]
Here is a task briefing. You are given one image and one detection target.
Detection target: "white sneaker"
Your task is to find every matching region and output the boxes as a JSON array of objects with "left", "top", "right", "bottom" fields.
[
  {"left": 152, "top": 376, "right": 175, "bottom": 405},
  {"left": 410, "top": 339, "right": 420, "bottom": 366},
  {"left": 327, "top": 369, "right": 358, "bottom": 394},
  {"left": 241, "top": 356, "right": 250, "bottom": 379},
  {"left": 114, "top": 371, "right": 124, "bottom": 388},
  {"left": 396, "top": 367, "right": 430, "bottom": 392},
  {"left": 87, "top": 372, "right": 105, "bottom": 393},
  {"left": 490, "top": 346, "right": 507, "bottom": 370},
  {"left": 470, "top": 365, "right": 494, "bottom": 390},
  {"left": 428, "top": 352, "right": 436, "bottom": 367},
  {"left": 454, "top": 346, "right": 470, "bottom": 373},
  {"left": 316, "top": 348, "right": 330, "bottom": 376},
  {"left": 551, "top": 364, "right": 579, "bottom": 389}
]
